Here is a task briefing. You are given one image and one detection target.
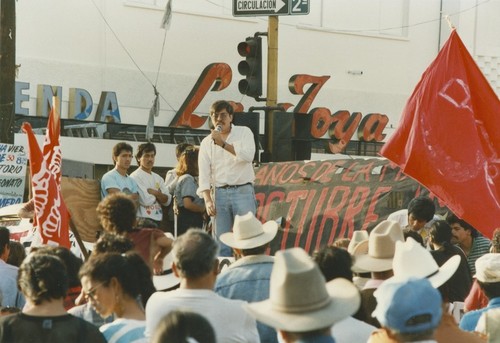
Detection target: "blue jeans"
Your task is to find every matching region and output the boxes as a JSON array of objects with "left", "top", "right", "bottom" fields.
[{"left": 214, "top": 183, "right": 257, "bottom": 256}]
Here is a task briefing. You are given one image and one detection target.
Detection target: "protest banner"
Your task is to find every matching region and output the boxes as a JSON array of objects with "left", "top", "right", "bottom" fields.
[{"left": 0, "top": 144, "right": 28, "bottom": 208}]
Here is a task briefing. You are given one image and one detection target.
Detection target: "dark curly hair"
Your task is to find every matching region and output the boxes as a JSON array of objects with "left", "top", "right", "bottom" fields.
[
  {"left": 93, "top": 233, "right": 135, "bottom": 255},
  {"left": 18, "top": 252, "right": 68, "bottom": 305},
  {"left": 97, "top": 193, "right": 137, "bottom": 234}
]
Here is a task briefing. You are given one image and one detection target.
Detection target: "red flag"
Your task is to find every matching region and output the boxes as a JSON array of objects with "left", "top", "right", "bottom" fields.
[
  {"left": 43, "top": 97, "right": 62, "bottom": 185},
  {"left": 22, "top": 103, "right": 70, "bottom": 248},
  {"left": 380, "top": 30, "right": 500, "bottom": 238}
]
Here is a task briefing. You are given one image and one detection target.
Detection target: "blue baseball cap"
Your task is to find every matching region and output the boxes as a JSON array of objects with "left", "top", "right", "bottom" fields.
[{"left": 372, "top": 277, "right": 442, "bottom": 334}]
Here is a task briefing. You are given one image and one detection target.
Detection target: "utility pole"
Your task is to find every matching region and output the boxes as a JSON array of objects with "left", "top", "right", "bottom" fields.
[
  {"left": 0, "top": 0, "right": 16, "bottom": 144},
  {"left": 262, "top": 15, "right": 279, "bottom": 162}
]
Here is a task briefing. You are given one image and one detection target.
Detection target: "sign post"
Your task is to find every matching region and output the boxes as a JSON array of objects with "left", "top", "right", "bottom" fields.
[{"left": 233, "top": 0, "right": 309, "bottom": 17}]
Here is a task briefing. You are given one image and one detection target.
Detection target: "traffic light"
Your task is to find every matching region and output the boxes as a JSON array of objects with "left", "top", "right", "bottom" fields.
[{"left": 237, "top": 36, "right": 263, "bottom": 99}]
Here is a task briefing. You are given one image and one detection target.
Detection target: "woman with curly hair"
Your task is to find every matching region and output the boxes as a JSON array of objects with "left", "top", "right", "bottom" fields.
[
  {"left": 0, "top": 248, "right": 105, "bottom": 342},
  {"left": 96, "top": 193, "right": 172, "bottom": 275},
  {"left": 173, "top": 147, "right": 206, "bottom": 237}
]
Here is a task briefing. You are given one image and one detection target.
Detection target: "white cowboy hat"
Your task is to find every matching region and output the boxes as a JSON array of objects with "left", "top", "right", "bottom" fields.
[
  {"left": 350, "top": 239, "right": 369, "bottom": 274},
  {"left": 153, "top": 251, "right": 180, "bottom": 291},
  {"left": 220, "top": 212, "right": 278, "bottom": 250},
  {"left": 244, "top": 247, "right": 360, "bottom": 332},
  {"left": 347, "top": 230, "right": 369, "bottom": 254},
  {"left": 353, "top": 220, "right": 404, "bottom": 272},
  {"left": 389, "top": 237, "right": 460, "bottom": 288}
]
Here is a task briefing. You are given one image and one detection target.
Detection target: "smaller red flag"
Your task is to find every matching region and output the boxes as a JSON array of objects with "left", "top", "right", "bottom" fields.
[
  {"left": 22, "top": 108, "right": 70, "bottom": 247},
  {"left": 381, "top": 30, "right": 500, "bottom": 238}
]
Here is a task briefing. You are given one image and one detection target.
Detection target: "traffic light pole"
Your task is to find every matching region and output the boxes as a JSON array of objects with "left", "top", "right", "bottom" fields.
[{"left": 262, "top": 15, "right": 279, "bottom": 162}]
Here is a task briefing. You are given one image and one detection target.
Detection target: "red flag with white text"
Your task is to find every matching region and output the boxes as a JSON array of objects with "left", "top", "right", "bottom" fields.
[
  {"left": 22, "top": 102, "right": 70, "bottom": 248},
  {"left": 380, "top": 30, "right": 500, "bottom": 238}
]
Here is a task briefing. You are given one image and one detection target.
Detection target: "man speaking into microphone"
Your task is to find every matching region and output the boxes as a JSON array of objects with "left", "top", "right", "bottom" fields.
[{"left": 198, "top": 100, "right": 257, "bottom": 256}]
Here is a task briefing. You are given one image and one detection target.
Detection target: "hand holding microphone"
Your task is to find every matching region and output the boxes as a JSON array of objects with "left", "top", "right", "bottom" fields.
[{"left": 212, "top": 125, "right": 224, "bottom": 147}]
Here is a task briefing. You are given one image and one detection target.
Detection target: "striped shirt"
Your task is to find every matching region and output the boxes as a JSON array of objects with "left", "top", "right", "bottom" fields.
[
  {"left": 100, "top": 318, "right": 147, "bottom": 343},
  {"left": 467, "top": 236, "right": 491, "bottom": 275}
]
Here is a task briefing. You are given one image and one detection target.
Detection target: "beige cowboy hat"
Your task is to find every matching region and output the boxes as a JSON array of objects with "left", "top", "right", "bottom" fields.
[
  {"left": 389, "top": 237, "right": 460, "bottom": 288},
  {"left": 220, "top": 212, "right": 278, "bottom": 250},
  {"left": 244, "top": 247, "right": 360, "bottom": 332},
  {"left": 350, "top": 239, "right": 369, "bottom": 274},
  {"left": 347, "top": 230, "right": 369, "bottom": 255},
  {"left": 153, "top": 251, "right": 180, "bottom": 291},
  {"left": 353, "top": 220, "right": 404, "bottom": 272}
]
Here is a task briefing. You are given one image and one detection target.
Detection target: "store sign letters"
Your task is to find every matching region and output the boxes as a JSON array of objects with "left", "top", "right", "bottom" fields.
[{"left": 15, "top": 62, "right": 389, "bottom": 151}]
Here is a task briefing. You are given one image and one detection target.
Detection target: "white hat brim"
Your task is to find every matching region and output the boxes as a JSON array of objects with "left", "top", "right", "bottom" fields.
[
  {"left": 354, "top": 254, "right": 394, "bottom": 272},
  {"left": 153, "top": 271, "right": 180, "bottom": 291},
  {"left": 387, "top": 254, "right": 461, "bottom": 288},
  {"left": 220, "top": 221, "right": 278, "bottom": 250},
  {"left": 244, "top": 278, "right": 360, "bottom": 332}
]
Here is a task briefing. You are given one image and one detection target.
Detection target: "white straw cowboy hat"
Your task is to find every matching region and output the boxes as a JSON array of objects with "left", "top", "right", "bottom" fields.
[
  {"left": 350, "top": 239, "right": 369, "bottom": 274},
  {"left": 153, "top": 250, "right": 180, "bottom": 291},
  {"left": 220, "top": 212, "right": 278, "bottom": 250},
  {"left": 353, "top": 220, "right": 404, "bottom": 272},
  {"left": 390, "top": 237, "right": 460, "bottom": 288},
  {"left": 244, "top": 247, "right": 360, "bottom": 332},
  {"left": 347, "top": 230, "right": 369, "bottom": 254}
]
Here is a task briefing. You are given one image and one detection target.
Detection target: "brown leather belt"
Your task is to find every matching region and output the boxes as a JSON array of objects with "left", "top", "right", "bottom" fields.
[{"left": 217, "top": 182, "right": 252, "bottom": 189}]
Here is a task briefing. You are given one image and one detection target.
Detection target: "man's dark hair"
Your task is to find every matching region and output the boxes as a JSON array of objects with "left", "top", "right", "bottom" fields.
[
  {"left": 446, "top": 213, "right": 478, "bottom": 238},
  {"left": 136, "top": 142, "right": 156, "bottom": 163},
  {"left": 313, "top": 246, "right": 353, "bottom": 282},
  {"left": 18, "top": 252, "right": 68, "bottom": 305},
  {"left": 240, "top": 244, "right": 268, "bottom": 256},
  {"left": 0, "top": 227, "right": 9, "bottom": 256},
  {"left": 478, "top": 281, "right": 500, "bottom": 300},
  {"left": 407, "top": 196, "right": 435, "bottom": 222},
  {"left": 173, "top": 229, "right": 218, "bottom": 279},
  {"left": 112, "top": 142, "right": 133, "bottom": 164},
  {"left": 210, "top": 100, "right": 234, "bottom": 116}
]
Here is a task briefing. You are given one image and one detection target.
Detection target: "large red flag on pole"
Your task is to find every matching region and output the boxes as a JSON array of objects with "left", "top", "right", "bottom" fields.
[
  {"left": 380, "top": 30, "right": 500, "bottom": 238},
  {"left": 22, "top": 98, "right": 70, "bottom": 247}
]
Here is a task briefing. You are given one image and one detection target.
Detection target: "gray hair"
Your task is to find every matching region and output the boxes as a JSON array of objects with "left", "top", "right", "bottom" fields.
[{"left": 172, "top": 229, "right": 218, "bottom": 279}]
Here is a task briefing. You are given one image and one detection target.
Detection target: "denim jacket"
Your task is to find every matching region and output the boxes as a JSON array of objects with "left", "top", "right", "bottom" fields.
[{"left": 215, "top": 255, "right": 277, "bottom": 343}]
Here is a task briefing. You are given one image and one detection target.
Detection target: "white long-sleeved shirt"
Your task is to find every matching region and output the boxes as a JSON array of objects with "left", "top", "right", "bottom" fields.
[{"left": 198, "top": 125, "right": 255, "bottom": 194}]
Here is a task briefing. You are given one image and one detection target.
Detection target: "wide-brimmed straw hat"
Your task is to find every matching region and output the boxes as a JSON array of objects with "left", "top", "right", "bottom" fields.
[
  {"left": 389, "top": 237, "right": 460, "bottom": 288},
  {"left": 244, "top": 247, "right": 360, "bottom": 332},
  {"left": 353, "top": 220, "right": 404, "bottom": 272},
  {"left": 153, "top": 251, "right": 180, "bottom": 291},
  {"left": 220, "top": 212, "right": 278, "bottom": 250}
]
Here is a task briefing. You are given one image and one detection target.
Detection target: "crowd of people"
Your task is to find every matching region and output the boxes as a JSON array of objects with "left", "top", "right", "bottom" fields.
[{"left": 0, "top": 100, "right": 499, "bottom": 342}]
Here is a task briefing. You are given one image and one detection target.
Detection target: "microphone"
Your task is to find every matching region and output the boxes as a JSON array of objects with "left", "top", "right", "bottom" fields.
[{"left": 215, "top": 125, "right": 222, "bottom": 132}]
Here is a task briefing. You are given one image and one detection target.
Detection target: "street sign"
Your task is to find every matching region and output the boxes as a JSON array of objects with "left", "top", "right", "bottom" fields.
[{"left": 233, "top": 0, "right": 309, "bottom": 17}]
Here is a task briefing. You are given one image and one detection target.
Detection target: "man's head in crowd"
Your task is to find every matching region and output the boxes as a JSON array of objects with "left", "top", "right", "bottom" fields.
[
  {"left": 475, "top": 253, "right": 500, "bottom": 300},
  {"left": 136, "top": 142, "right": 156, "bottom": 173},
  {"left": 446, "top": 214, "right": 478, "bottom": 245},
  {"left": 171, "top": 229, "right": 219, "bottom": 281},
  {"left": 111, "top": 142, "right": 134, "bottom": 170},
  {"left": 0, "top": 227, "right": 10, "bottom": 261},
  {"left": 373, "top": 278, "right": 442, "bottom": 342},
  {"left": 407, "top": 196, "right": 435, "bottom": 232}
]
